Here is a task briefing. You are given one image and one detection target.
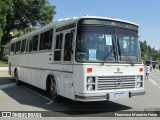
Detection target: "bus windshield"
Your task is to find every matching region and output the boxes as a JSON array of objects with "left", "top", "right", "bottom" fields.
[
  {"left": 117, "top": 29, "right": 140, "bottom": 63},
  {"left": 76, "top": 26, "right": 141, "bottom": 63}
]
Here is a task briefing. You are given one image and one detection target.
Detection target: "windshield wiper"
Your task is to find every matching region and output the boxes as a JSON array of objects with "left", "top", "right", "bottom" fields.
[
  {"left": 99, "top": 49, "right": 115, "bottom": 66},
  {"left": 119, "top": 48, "right": 134, "bottom": 66},
  {"left": 117, "top": 39, "right": 134, "bottom": 66}
]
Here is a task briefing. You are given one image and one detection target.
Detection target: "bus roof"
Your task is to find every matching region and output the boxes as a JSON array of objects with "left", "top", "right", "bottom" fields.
[
  {"left": 10, "top": 16, "right": 139, "bottom": 43},
  {"left": 79, "top": 16, "right": 138, "bottom": 26}
]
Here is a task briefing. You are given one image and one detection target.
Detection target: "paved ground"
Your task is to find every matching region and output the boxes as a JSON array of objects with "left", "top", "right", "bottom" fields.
[
  {"left": 0, "top": 68, "right": 14, "bottom": 89},
  {"left": 0, "top": 67, "right": 8, "bottom": 72}
]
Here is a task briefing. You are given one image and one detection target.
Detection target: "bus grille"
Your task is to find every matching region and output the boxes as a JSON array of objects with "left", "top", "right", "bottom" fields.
[{"left": 97, "top": 76, "right": 136, "bottom": 90}]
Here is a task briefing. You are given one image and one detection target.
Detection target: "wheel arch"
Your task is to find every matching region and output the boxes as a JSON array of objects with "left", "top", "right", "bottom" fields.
[
  {"left": 14, "top": 67, "right": 17, "bottom": 73},
  {"left": 14, "top": 67, "right": 20, "bottom": 75},
  {"left": 14, "top": 67, "right": 18, "bottom": 77}
]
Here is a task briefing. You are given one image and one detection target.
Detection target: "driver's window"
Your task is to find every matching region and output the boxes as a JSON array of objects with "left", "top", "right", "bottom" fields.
[{"left": 63, "top": 31, "right": 73, "bottom": 61}]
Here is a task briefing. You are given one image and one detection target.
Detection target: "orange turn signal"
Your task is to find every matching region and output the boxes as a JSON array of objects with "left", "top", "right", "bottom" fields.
[
  {"left": 139, "top": 68, "right": 143, "bottom": 72},
  {"left": 87, "top": 68, "right": 92, "bottom": 73}
]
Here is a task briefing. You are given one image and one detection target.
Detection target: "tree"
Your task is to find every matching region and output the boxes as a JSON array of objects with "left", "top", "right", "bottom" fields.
[
  {"left": 140, "top": 40, "right": 160, "bottom": 62},
  {"left": 0, "top": 0, "right": 13, "bottom": 40},
  {"left": 0, "top": 0, "right": 56, "bottom": 59},
  {"left": 140, "top": 40, "right": 149, "bottom": 61}
]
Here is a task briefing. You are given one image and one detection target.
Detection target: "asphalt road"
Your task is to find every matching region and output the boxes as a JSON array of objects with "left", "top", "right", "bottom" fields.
[{"left": 0, "top": 69, "right": 160, "bottom": 118}]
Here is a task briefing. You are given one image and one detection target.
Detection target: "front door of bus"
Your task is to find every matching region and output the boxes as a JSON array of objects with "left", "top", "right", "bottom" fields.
[
  {"left": 63, "top": 30, "right": 74, "bottom": 72},
  {"left": 62, "top": 29, "right": 74, "bottom": 98}
]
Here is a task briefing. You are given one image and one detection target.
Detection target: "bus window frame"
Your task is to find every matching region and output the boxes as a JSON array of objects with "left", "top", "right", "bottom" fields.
[
  {"left": 63, "top": 29, "right": 75, "bottom": 63},
  {"left": 10, "top": 43, "right": 16, "bottom": 55},
  {"left": 39, "top": 28, "right": 53, "bottom": 51},
  {"left": 54, "top": 32, "right": 63, "bottom": 62},
  {"left": 15, "top": 41, "right": 21, "bottom": 54},
  {"left": 21, "top": 39, "right": 26, "bottom": 53}
]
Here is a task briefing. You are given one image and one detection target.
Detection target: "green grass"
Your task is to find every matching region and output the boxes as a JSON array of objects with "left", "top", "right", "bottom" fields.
[{"left": 0, "top": 60, "right": 8, "bottom": 67}]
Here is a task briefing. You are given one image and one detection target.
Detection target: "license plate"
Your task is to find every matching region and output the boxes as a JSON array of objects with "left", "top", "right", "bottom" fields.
[
  {"left": 108, "top": 91, "right": 128, "bottom": 100},
  {"left": 114, "top": 92, "right": 125, "bottom": 98}
]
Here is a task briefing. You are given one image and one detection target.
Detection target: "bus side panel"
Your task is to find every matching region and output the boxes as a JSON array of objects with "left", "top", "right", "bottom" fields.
[
  {"left": 50, "top": 70, "right": 75, "bottom": 100},
  {"left": 8, "top": 52, "right": 52, "bottom": 90},
  {"left": 73, "top": 65, "right": 86, "bottom": 94},
  {"left": 19, "top": 67, "right": 48, "bottom": 90}
]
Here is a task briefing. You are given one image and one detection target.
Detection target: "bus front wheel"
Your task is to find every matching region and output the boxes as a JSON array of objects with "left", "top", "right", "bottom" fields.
[{"left": 50, "top": 76, "right": 59, "bottom": 102}]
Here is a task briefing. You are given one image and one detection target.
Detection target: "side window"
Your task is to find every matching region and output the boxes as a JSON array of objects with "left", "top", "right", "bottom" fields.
[
  {"left": 40, "top": 29, "right": 53, "bottom": 50},
  {"left": 21, "top": 39, "right": 26, "bottom": 53},
  {"left": 54, "top": 33, "right": 63, "bottom": 61},
  {"left": 26, "top": 39, "right": 29, "bottom": 52},
  {"left": 29, "top": 37, "right": 33, "bottom": 52},
  {"left": 130, "top": 40, "right": 135, "bottom": 55},
  {"left": 40, "top": 33, "right": 44, "bottom": 50},
  {"left": 10, "top": 43, "right": 15, "bottom": 55},
  {"left": 15, "top": 41, "right": 21, "bottom": 54},
  {"left": 49, "top": 29, "right": 53, "bottom": 49},
  {"left": 32, "top": 35, "right": 39, "bottom": 51},
  {"left": 28, "top": 35, "right": 39, "bottom": 52},
  {"left": 64, "top": 32, "right": 73, "bottom": 61}
]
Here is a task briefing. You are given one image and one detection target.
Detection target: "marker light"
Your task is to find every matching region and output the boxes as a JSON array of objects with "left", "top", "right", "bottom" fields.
[
  {"left": 111, "top": 16, "right": 116, "bottom": 19},
  {"left": 139, "top": 68, "right": 143, "bottom": 72}
]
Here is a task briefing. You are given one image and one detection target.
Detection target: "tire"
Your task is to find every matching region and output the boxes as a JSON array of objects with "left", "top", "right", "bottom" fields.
[
  {"left": 50, "top": 76, "right": 60, "bottom": 102},
  {"left": 14, "top": 70, "right": 21, "bottom": 86}
]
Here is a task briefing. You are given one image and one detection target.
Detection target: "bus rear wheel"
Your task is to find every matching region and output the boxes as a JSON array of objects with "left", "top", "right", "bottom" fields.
[
  {"left": 14, "top": 69, "right": 21, "bottom": 85},
  {"left": 50, "top": 76, "right": 59, "bottom": 102}
]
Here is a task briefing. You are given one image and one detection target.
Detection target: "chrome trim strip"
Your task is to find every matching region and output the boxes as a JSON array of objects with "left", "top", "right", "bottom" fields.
[{"left": 11, "top": 65, "right": 73, "bottom": 73}]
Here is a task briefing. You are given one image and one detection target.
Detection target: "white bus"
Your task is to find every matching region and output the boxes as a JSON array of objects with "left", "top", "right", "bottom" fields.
[{"left": 8, "top": 16, "right": 145, "bottom": 102}]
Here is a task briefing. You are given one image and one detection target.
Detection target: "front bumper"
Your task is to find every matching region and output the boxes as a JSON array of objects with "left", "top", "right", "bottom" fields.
[{"left": 75, "top": 90, "right": 145, "bottom": 102}]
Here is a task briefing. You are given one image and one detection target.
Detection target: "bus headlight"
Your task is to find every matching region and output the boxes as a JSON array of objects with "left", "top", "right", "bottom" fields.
[
  {"left": 136, "top": 76, "right": 143, "bottom": 88},
  {"left": 87, "top": 77, "right": 96, "bottom": 91},
  {"left": 87, "top": 84, "right": 95, "bottom": 91},
  {"left": 137, "top": 76, "right": 142, "bottom": 82},
  {"left": 136, "top": 82, "right": 142, "bottom": 88},
  {"left": 87, "top": 77, "right": 95, "bottom": 83}
]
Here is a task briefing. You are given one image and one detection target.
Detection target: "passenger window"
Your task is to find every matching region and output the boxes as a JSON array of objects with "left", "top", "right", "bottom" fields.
[
  {"left": 29, "top": 37, "right": 33, "bottom": 52},
  {"left": 15, "top": 41, "right": 21, "bottom": 54},
  {"left": 64, "top": 32, "right": 73, "bottom": 61},
  {"left": 48, "top": 29, "right": 53, "bottom": 49},
  {"left": 26, "top": 39, "right": 29, "bottom": 52},
  {"left": 54, "top": 33, "right": 63, "bottom": 61},
  {"left": 28, "top": 35, "right": 39, "bottom": 52},
  {"left": 32, "top": 35, "right": 39, "bottom": 51},
  {"left": 40, "top": 29, "right": 53, "bottom": 50},
  {"left": 21, "top": 39, "right": 26, "bottom": 53},
  {"left": 10, "top": 43, "right": 15, "bottom": 55}
]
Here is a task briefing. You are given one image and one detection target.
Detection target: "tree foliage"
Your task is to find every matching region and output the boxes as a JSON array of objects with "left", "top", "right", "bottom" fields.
[
  {"left": 0, "top": 0, "right": 56, "bottom": 59},
  {"left": 0, "top": 0, "right": 13, "bottom": 39},
  {"left": 140, "top": 40, "right": 160, "bottom": 62}
]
